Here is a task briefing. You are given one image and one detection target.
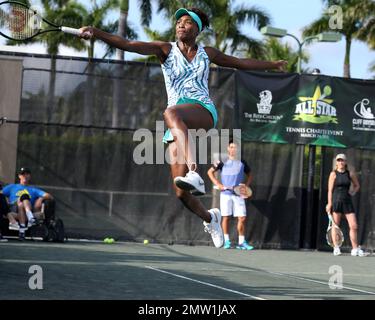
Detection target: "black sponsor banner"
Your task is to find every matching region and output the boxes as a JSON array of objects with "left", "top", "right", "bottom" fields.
[{"left": 237, "top": 71, "right": 375, "bottom": 149}]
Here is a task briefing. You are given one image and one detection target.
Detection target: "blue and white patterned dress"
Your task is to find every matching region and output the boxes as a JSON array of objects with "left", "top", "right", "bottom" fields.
[{"left": 161, "top": 42, "right": 218, "bottom": 143}]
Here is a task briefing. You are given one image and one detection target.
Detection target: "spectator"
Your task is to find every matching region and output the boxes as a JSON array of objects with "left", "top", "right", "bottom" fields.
[
  {"left": 207, "top": 141, "right": 254, "bottom": 250},
  {"left": 326, "top": 154, "right": 365, "bottom": 256},
  {"left": 2, "top": 167, "right": 53, "bottom": 240}
]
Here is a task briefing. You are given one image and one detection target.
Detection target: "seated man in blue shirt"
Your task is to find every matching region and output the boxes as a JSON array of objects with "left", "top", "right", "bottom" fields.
[{"left": 2, "top": 167, "right": 53, "bottom": 240}]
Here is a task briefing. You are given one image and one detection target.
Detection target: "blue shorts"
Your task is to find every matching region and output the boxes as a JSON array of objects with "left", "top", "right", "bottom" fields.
[{"left": 163, "top": 97, "right": 218, "bottom": 144}]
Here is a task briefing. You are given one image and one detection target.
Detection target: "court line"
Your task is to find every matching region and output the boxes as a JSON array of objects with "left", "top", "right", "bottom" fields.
[
  {"left": 37, "top": 185, "right": 170, "bottom": 196},
  {"left": 266, "top": 270, "right": 375, "bottom": 296},
  {"left": 145, "top": 265, "right": 266, "bottom": 300}
]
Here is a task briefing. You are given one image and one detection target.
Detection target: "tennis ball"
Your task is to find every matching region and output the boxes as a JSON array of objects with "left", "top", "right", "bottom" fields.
[
  {"left": 103, "top": 237, "right": 109, "bottom": 243},
  {"left": 108, "top": 238, "right": 115, "bottom": 244},
  {"left": 323, "top": 85, "right": 332, "bottom": 97},
  {"left": 143, "top": 239, "right": 149, "bottom": 245}
]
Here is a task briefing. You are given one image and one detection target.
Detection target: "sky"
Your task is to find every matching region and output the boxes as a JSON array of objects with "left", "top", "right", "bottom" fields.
[{"left": 0, "top": 0, "right": 374, "bottom": 79}]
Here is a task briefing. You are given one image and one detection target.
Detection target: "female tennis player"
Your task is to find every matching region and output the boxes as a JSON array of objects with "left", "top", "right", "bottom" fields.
[
  {"left": 79, "top": 8, "right": 287, "bottom": 248},
  {"left": 326, "top": 153, "right": 366, "bottom": 256}
]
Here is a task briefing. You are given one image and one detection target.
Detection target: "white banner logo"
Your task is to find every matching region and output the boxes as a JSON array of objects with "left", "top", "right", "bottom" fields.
[
  {"left": 257, "top": 90, "right": 273, "bottom": 114},
  {"left": 352, "top": 99, "right": 375, "bottom": 131},
  {"left": 354, "top": 99, "right": 374, "bottom": 119}
]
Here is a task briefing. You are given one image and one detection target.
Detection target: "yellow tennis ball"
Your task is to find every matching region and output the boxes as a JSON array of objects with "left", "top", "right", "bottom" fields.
[
  {"left": 323, "top": 85, "right": 332, "bottom": 97},
  {"left": 103, "top": 238, "right": 109, "bottom": 243},
  {"left": 143, "top": 239, "right": 149, "bottom": 244},
  {"left": 108, "top": 238, "right": 115, "bottom": 244}
]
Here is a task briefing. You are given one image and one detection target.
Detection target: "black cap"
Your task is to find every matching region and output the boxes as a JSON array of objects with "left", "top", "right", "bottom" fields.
[
  {"left": 18, "top": 167, "right": 31, "bottom": 175},
  {"left": 312, "top": 68, "right": 321, "bottom": 75}
]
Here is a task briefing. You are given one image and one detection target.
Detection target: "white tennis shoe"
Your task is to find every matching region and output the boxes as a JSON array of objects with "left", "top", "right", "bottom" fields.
[
  {"left": 351, "top": 247, "right": 369, "bottom": 257},
  {"left": 8, "top": 222, "right": 20, "bottom": 231},
  {"left": 333, "top": 247, "right": 341, "bottom": 256},
  {"left": 174, "top": 170, "right": 205, "bottom": 196},
  {"left": 203, "top": 209, "right": 224, "bottom": 248},
  {"left": 27, "top": 217, "right": 37, "bottom": 228}
]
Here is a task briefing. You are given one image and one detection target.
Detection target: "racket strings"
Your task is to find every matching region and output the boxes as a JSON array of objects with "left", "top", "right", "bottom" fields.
[
  {"left": 327, "top": 227, "right": 343, "bottom": 247},
  {"left": 0, "top": 4, "right": 40, "bottom": 40}
]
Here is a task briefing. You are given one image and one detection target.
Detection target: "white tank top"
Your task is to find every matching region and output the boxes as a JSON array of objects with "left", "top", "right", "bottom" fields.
[{"left": 161, "top": 42, "right": 213, "bottom": 107}]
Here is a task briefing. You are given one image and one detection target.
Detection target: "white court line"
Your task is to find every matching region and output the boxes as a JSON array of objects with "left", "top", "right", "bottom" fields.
[
  {"left": 36, "top": 185, "right": 169, "bottom": 196},
  {"left": 145, "top": 265, "right": 266, "bottom": 300},
  {"left": 266, "top": 270, "right": 375, "bottom": 296}
]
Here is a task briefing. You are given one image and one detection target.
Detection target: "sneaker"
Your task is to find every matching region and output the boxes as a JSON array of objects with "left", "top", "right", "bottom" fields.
[
  {"left": 8, "top": 222, "right": 19, "bottom": 231},
  {"left": 0, "top": 235, "right": 8, "bottom": 242},
  {"left": 174, "top": 171, "right": 205, "bottom": 196},
  {"left": 351, "top": 247, "right": 369, "bottom": 257},
  {"left": 28, "top": 218, "right": 37, "bottom": 228},
  {"left": 333, "top": 247, "right": 341, "bottom": 256},
  {"left": 191, "top": 189, "right": 205, "bottom": 196},
  {"left": 203, "top": 209, "right": 224, "bottom": 248},
  {"left": 236, "top": 241, "right": 254, "bottom": 250},
  {"left": 18, "top": 232, "right": 25, "bottom": 241},
  {"left": 223, "top": 240, "right": 232, "bottom": 249}
]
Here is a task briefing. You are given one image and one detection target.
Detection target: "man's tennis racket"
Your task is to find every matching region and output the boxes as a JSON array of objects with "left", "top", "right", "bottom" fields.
[
  {"left": 214, "top": 184, "right": 253, "bottom": 199},
  {"left": 0, "top": 1, "right": 81, "bottom": 41},
  {"left": 326, "top": 211, "right": 344, "bottom": 248}
]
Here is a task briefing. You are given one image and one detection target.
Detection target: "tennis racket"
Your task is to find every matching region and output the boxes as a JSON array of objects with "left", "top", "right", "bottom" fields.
[
  {"left": 0, "top": 1, "right": 81, "bottom": 41},
  {"left": 326, "top": 211, "right": 344, "bottom": 248},
  {"left": 214, "top": 184, "right": 253, "bottom": 199}
]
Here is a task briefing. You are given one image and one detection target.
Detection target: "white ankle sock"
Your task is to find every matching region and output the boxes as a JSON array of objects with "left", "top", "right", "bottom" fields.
[
  {"left": 26, "top": 210, "right": 34, "bottom": 221},
  {"left": 224, "top": 234, "right": 230, "bottom": 242},
  {"left": 238, "top": 235, "right": 245, "bottom": 244}
]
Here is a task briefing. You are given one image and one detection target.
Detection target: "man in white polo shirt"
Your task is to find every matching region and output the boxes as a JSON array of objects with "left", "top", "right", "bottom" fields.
[{"left": 208, "top": 140, "right": 254, "bottom": 250}]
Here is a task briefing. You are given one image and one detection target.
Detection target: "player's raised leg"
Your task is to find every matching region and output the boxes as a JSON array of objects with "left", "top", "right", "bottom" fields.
[
  {"left": 163, "top": 103, "right": 213, "bottom": 196},
  {"left": 168, "top": 142, "right": 223, "bottom": 248}
]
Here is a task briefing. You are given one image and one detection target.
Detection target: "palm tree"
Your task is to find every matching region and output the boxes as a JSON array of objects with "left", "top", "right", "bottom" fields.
[
  {"left": 7, "top": 1, "right": 88, "bottom": 125},
  {"left": 115, "top": 0, "right": 151, "bottom": 59},
  {"left": 356, "top": 16, "right": 375, "bottom": 50},
  {"left": 302, "top": 0, "right": 375, "bottom": 78},
  {"left": 258, "top": 38, "right": 310, "bottom": 73},
  {"left": 38, "top": 1, "right": 87, "bottom": 124},
  {"left": 369, "top": 61, "right": 375, "bottom": 79},
  {"left": 351, "top": 0, "right": 375, "bottom": 47},
  {"left": 37, "top": 0, "right": 87, "bottom": 55},
  {"left": 80, "top": 1, "right": 119, "bottom": 126},
  {"left": 112, "top": 0, "right": 151, "bottom": 127},
  {"left": 355, "top": 2, "right": 375, "bottom": 76},
  {"left": 135, "top": 0, "right": 270, "bottom": 61},
  {"left": 115, "top": 0, "right": 128, "bottom": 60},
  {"left": 82, "top": 0, "right": 119, "bottom": 58},
  {"left": 7, "top": 1, "right": 85, "bottom": 53},
  {"left": 208, "top": 1, "right": 270, "bottom": 55}
]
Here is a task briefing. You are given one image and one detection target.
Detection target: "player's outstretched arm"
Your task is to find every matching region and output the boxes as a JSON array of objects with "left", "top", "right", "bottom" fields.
[
  {"left": 205, "top": 47, "right": 287, "bottom": 71},
  {"left": 79, "top": 27, "right": 170, "bottom": 61}
]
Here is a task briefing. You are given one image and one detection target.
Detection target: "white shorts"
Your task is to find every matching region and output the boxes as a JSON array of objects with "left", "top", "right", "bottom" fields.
[{"left": 220, "top": 193, "right": 247, "bottom": 217}]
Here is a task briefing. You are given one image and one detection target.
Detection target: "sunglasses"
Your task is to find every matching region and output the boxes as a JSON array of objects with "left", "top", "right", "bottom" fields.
[{"left": 336, "top": 159, "right": 345, "bottom": 162}]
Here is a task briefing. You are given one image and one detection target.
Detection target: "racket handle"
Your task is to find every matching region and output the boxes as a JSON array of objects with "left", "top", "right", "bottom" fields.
[
  {"left": 61, "top": 26, "right": 81, "bottom": 36},
  {"left": 213, "top": 185, "right": 229, "bottom": 191}
]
